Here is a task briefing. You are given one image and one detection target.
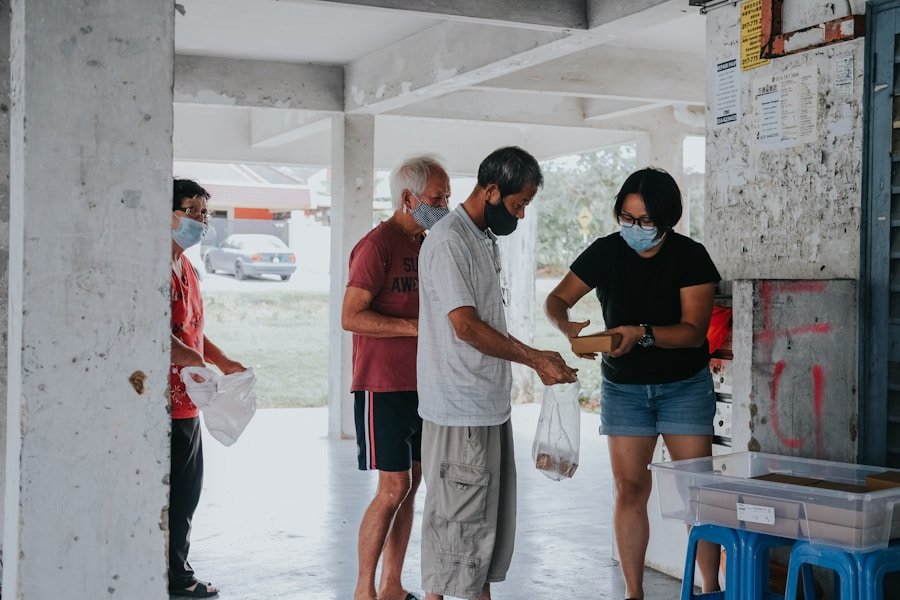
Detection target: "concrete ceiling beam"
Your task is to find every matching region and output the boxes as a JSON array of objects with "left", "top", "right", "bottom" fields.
[
  {"left": 596, "top": 106, "right": 705, "bottom": 136},
  {"left": 310, "top": 0, "right": 588, "bottom": 31},
  {"left": 582, "top": 98, "right": 670, "bottom": 122},
  {"left": 249, "top": 109, "right": 334, "bottom": 148},
  {"left": 389, "top": 89, "right": 589, "bottom": 127},
  {"left": 522, "top": 126, "right": 640, "bottom": 162},
  {"left": 175, "top": 55, "right": 343, "bottom": 111},
  {"left": 586, "top": 0, "right": 691, "bottom": 31},
  {"left": 175, "top": 105, "right": 332, "bottom": 167},
  {"left": 344, "top": 21, "right": 605, "bottom": 114},
  {"left": 344, "top": 1, "right": 696, "bottom": 115},
  {"left": 473, "top": 44, "right": 706, "bottom": 105}
]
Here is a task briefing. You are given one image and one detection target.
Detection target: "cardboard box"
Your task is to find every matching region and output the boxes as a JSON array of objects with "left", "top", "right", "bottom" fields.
[
  {"left": 691, "top": 500, "right": 741, "bottom": 528},
  {"left": 570, "top": 332, "right": 621, "bottom": 354},
  {"left": 801, "top": 519, "right": 883, "bottom": 547},
  {"left": 865, "top": 470, "right": 900, "bottom": 491},
  {"left": 753, "top": 473, "right": 823, "bottom": 487},
  {"left": 811, "top": 480, "right": 869, "bottom": 494}
]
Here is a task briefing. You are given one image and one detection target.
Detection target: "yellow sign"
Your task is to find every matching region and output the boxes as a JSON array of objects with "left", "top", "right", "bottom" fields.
[
  {"left": 740, "top": 0, "right": 770, "bottom": 71},
  {"left": 576, "top": 207, "right": 592, "bottom": 232}
]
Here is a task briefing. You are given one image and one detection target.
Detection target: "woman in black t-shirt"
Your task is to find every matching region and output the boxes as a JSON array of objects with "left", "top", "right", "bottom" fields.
[{"left": 545, "top": 167, "right": 722, "bottom": 600}]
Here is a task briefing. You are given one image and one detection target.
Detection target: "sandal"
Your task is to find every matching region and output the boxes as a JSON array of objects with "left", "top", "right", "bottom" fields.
[{"left": 169, "top": 580, "right": 219, "bottom": 598}]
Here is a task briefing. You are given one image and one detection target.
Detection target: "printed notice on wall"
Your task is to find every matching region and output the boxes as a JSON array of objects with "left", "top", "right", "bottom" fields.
[
  {"left": 753, "top": 66, "right": 818, "bottom": 150},
  {"left": 740, "top": 0, "right": 770, "bottom": 71},
  {"left": 714, "top": 58, "right": 740, "bottom": 126},
  {"left": 833, "top": 54, "right": 854, "bottom": 96}
]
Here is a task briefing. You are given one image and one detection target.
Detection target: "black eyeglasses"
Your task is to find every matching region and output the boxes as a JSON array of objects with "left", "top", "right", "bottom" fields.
[
  {"left": 617, "top": 214, "right": 655, "bottom": 231},
  {"left": 178, "top": 206, "right": 210, "bottom": 222}
]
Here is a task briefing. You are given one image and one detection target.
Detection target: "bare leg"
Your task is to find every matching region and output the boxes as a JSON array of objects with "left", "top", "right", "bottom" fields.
[
  {"left": 608, "top": 435, "right": 658, "bottom": 600},
  {"left": 663, "top": 434, "right": 721, "bottom": 593},
  {"left": 423, "top": 578, "right": 488, "bottom": 600},
  {"left": 379, "top": 462, "right": 422, "bottom": 600},
  {"left": 355, "top": 469, "right": 413, "bottom": 600}
]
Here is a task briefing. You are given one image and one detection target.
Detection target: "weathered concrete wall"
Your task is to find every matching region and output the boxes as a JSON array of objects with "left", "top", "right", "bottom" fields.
[
  {"left": 706, "top": 5, "right": 863, "bottom": 280},
  {"left": 0, "top": 0, "right": 10, "bottom": 558},
  {"left": 705, "top": 4, "right": 863, "bottom": 462},
  {"left": 4, "top": 1, "right": 172, "bottom": 596},
  {"left": 732, "top": 280, "right": 857, "bottom": 462}
]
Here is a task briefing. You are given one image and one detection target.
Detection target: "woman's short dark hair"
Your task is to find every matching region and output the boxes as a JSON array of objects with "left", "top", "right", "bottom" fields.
[
  {"left": 477, "top": 146, "right": 543, "bottom": 197},
  {"left": 613, "top": 167, "right": 682, "bottom": 234},
  {"left": 173, "top": 178, "right": 210, "bottom": 211}
]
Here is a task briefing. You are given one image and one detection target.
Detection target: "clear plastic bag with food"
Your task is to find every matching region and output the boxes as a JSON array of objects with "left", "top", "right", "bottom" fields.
[
  {"left": 532, "top": 381, "right": 581, "bottom": 480},
  {"left": 180, "top": 366, "right": 257, "bottom": 446}
]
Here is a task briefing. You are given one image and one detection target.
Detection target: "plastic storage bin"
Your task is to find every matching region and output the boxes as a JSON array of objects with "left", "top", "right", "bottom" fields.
[{"left": 649, "top": 451, "right": 900, "bottom": 552}]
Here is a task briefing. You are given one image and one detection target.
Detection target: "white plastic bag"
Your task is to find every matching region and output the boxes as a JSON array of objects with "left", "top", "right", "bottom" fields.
[
  {"left": 532, "top": 381, "right": 581, "bottom": 480},
  {"left": 180, "top": 366, "right": 257, "bottom": 446}
]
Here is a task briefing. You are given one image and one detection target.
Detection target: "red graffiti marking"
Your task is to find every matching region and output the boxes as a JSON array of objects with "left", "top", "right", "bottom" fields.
[
  {"left": 769, "top": 360, "right": 802, "bottom": 449},
  {"left": 812, "top": 365, "right": 825, "bottom": 457},
  {"left": 758, "top": 282, "right": 832, "bottom": 457}
]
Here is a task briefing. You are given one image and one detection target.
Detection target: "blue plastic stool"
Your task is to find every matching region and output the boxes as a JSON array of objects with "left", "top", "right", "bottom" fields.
[
  {"left": 860, "top": 543, "right": 900, "bottom": 599},
  {"left": 784, "top": 541, "right": 864, "bottom": 599},
  {"left": 736, "top": 530, "right": 795, "bottom": 600},
  {"left": 681, "top": 524, "right": 740, "bottom": 600}
]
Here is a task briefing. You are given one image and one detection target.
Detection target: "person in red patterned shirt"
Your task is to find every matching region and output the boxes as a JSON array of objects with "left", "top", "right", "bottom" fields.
[
  {"left": 342, "top": 155, "right": 451, "bottom": 600},
  {"left": 169, "top": 179, "right": 246, "bottom": 598}
]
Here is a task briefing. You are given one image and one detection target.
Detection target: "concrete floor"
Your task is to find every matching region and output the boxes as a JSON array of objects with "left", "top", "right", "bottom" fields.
[{"left": 188, "top": 404, "right": 683, "bottom": 600}]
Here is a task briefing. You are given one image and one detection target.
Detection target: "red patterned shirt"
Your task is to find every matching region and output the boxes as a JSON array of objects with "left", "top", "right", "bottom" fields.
[{"left": 170, "top": 254, "right": 204, "bottom": 419}]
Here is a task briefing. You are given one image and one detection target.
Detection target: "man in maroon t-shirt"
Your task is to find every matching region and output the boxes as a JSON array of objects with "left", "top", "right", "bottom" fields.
[{"left": 342, "top": 155, "right": 451, "bottom": 600}]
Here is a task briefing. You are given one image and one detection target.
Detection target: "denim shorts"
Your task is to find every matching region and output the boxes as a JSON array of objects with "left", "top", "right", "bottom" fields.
[{"left": 600, "top": 367, "right": 716, "bottom": 436}]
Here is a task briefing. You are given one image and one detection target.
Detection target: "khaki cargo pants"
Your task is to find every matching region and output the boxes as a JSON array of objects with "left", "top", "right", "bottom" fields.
[{"left": 420, "top": 419, "right": 517, "bottom": 600}]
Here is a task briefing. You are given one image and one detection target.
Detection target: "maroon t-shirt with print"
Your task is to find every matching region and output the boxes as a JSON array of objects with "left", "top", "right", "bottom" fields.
[{"left": 347, "top": 220, "right": 421, "bottom": 392}]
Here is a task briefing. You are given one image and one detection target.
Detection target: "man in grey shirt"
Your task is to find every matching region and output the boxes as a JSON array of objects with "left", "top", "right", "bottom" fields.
[{"left": 417, "top": 146, "right": 577, "bottom": 600}]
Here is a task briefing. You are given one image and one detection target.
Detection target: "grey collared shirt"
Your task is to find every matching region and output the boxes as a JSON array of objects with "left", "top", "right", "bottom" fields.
[{"left": 417, "top": 205, "right": 512, "bottom": 426}]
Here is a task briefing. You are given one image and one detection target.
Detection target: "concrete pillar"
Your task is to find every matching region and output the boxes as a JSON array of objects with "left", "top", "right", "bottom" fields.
[
  {"left": 4, "top": 2, "right": 173, "bottom": 597},
  {"left": 0, "top": 0, "right": 9, "bottom": 564},
  {"left": 502, "top": 208, "right": 537, "bottom": 404},
  {"left": 328, "top": 114, "right": 374, "bottom": 438},
  {"left": 636, "top": 124, "right": 688, "bottom": 235}
]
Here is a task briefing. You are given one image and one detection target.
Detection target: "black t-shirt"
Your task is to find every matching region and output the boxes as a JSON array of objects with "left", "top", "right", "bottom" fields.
[{"left": 570, "top": 231, "right": 721, "bottom": 385}]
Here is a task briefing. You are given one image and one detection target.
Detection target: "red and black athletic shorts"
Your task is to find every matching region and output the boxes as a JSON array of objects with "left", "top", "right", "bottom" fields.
[{"left": 353, "top": 390, "right": 422, "bottom": 472}]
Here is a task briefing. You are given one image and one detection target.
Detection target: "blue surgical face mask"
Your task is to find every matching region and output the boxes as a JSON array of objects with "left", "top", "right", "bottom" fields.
[
  {"left": 172, "top": 215, "right": 208, "bottom": 249},
  {"left": 620, "top": 224, "right": 663, "bottom": 253},
  {"left": 410, "top": 193, "right": 450, "bottom": 230}
]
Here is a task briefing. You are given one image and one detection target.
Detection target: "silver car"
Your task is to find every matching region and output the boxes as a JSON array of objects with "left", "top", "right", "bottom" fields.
[{"left": 203, "top": 234, "right": 297, "bottom": 281}]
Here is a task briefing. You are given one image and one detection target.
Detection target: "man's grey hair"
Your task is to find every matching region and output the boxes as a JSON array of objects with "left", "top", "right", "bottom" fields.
[{"left": 389, "top": 154, "right": 447, "bottom": 211}]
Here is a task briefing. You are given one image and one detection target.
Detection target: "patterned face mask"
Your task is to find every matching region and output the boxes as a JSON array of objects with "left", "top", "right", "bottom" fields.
[{"left": 410, "top": 196, "right": 450, "bottom": 230}]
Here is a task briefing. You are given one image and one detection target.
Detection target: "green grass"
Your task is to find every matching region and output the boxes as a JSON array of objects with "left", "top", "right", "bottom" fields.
[
  {"left": 203, "top": 292, "right": 331, "bottom": 408},
  {"left": 202, "top": 282, "right": 607, "bottom": 410}
]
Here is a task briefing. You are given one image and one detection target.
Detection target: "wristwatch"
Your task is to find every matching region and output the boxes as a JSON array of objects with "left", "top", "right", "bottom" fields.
[{"left": 638, "top": 323, "right": 655, "bottom": 348}]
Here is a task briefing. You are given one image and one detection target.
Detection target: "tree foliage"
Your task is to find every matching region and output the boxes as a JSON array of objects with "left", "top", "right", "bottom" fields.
[{"left": 536, "top": 146, "right": 636, "bottom": 274}]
